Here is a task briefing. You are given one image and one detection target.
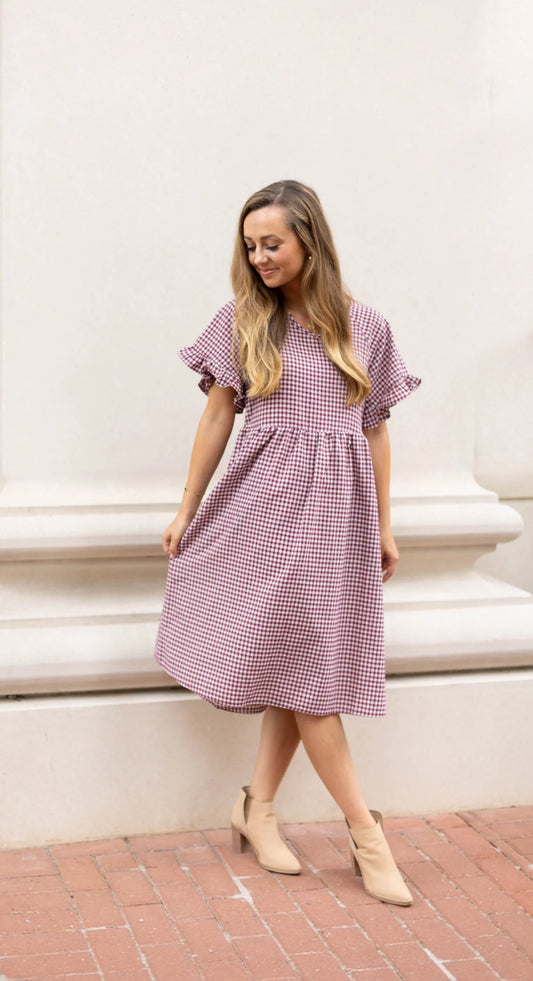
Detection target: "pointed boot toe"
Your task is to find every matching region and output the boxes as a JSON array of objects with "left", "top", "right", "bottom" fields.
[
  {"left": 231, "top": 786, "right": 301, "bottom": 875},
  {"left": 347, "top": 813, "right": 413, "bottom": 907}
]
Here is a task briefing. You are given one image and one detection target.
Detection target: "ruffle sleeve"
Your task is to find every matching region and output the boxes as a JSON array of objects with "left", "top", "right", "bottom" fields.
[
  {"left": 362, "top": 315, "right": 421, "bottom": 430},
  {"left": 177, "top": 300, "right": 246, "bottom": 413}
]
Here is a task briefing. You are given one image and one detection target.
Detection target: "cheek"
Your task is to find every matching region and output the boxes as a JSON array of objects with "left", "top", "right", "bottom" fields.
[
  {"left": 292, "top": 251, "right": 306, "bottom": 273},
  {"left": 282, "top": 248, "right": 301, "bottom": 269}
]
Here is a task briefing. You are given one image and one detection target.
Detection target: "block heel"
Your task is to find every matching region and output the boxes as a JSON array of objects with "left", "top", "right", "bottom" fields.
[
  {"left": 231, "top": 824, "right": 248, "bottom": 854},
  {"left": 351, "top": 850, "right": 361, "bottom": 876}
]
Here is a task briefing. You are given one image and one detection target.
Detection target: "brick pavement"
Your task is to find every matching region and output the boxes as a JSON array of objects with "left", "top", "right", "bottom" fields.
[{"left": 1, "top": 806, "right": 532, "bottom": 980}]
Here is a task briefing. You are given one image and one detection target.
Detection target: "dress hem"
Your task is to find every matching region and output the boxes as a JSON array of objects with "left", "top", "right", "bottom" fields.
[
  {"left": 195, "top": 691, "right": 387, "bottom": 718},
  {"left": 153, "top": 663, "right": 386, "bottom": 718}
]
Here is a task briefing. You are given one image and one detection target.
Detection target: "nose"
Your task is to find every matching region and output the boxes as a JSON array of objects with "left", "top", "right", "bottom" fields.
[{"left": 254, "top": 246, "right": 270, "bottom": 267}]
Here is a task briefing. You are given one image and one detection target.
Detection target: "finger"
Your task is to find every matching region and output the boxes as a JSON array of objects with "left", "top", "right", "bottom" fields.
[
  {"left": 381, "top": 553, "right": 392, "bottom": 574},
  {"left": 383, "top": 555, "right": 398, "bottom": 580}
]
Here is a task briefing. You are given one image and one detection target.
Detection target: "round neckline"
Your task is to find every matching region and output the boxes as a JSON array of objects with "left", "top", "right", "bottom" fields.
[{"left": 288, "top": 312, "right": 320, "bottom": 337}]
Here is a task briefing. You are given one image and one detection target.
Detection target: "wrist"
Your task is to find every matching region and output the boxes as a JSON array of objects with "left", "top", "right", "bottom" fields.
[
  {"left": 183, "top": 484, "right": 203, "bottom": 502},
  {"left": 176, "top": 505, "right": 198, "bottom": 525},
  {"left": 178, "top": 486, "right": 204, "bottom": 521},
  {"left": 184, "top": 484, "right": 204, "bottom": 500}
]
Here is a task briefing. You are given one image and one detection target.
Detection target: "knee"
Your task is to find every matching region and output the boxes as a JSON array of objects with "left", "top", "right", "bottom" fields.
[{"left": 294, "top": 711, "right": 341, "bottom": 728}]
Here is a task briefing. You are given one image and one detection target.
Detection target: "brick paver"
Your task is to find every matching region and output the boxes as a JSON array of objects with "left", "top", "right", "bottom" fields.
[{"left": 0, "top": 807, "right": 532, "bottom": 979}]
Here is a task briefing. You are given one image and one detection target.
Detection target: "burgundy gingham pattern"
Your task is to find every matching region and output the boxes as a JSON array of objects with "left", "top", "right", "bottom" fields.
[{"left": 154, "top": 300, "right": 421, "bottom": 716}]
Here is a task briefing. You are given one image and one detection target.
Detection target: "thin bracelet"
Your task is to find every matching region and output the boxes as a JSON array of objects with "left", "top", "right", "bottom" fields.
[{"left": 184, "top": 485, "right": 203, "bottom": 500}]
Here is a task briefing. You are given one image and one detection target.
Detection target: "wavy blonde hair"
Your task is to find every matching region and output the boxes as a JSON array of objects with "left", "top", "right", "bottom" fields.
[{"left": 230, "top": 180, "right": 370, "bottom": 407}]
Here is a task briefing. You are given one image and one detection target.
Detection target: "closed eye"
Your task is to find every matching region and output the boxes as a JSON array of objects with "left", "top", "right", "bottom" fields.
[{"left": 245, "top": 245, "right": 279, "bottom": 252}]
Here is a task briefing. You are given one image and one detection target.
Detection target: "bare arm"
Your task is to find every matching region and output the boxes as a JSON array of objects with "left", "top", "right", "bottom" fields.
[
  {"left": 362, "top": 420, "right": 399, "bottom": 581},
  {"left": 163, "top": 384, "right": 237, "bottom": 558}
]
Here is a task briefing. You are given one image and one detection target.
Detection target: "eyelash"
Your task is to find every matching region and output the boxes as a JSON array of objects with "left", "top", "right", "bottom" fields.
[{"left": 245, "top": 245, "right": 279, "bottom": 253}]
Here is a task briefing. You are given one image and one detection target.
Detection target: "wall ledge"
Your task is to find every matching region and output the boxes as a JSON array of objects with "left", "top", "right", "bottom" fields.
[
  {"left": 0, "top": 481, "right": 524, "bottom": 561},
  {"left": 1, "top": 475, "right": 531, "bottom": 695}
]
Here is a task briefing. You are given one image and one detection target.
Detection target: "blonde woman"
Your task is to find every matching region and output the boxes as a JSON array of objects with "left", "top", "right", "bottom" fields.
[{"left": 155, "top": 180, "right": 421, "bottom": 906}]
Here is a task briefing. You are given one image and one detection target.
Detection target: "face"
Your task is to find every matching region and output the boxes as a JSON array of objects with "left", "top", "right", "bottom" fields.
[{"left": 243, "top": 205, "right": 307, "bottom": 291}]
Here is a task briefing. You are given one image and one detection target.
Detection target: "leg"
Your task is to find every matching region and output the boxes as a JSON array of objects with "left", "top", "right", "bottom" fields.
[
  {"left": 249, "top": 707, "right": 301, "bottom": 801},
  {"left": 294, "top": 712, "right": 375, "bottom": 828},
  {"left": 294, "top": 711, "right": 413, "bottom": 905},
  {"left": 231, "top": 707, "right": 301, "bottom": 874}
]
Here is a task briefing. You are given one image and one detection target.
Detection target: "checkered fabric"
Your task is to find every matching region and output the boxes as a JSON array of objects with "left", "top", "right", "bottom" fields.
[{"left": 154, "top": 300, "right": 421, "bottom": 716}]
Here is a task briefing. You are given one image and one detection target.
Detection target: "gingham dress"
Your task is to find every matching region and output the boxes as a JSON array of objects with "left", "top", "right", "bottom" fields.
[{"left": 154, "top": 299, "right": 421, "bottom": 716}]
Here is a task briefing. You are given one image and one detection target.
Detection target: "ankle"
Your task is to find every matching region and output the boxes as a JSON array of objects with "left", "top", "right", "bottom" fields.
[
  {"left": 347, "top": 809, "right": 377, "bottom": 831},
  {"left": 248, "top": 785, "right": 275, "bottom": 803}
]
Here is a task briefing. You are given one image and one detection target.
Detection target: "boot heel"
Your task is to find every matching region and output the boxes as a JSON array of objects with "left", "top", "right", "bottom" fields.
[
  {"left": 351, "top": 849, "right": 362, "bottom": 877},
  {"left": 231, "top": 825, "right": 248, "bottom": 854}
]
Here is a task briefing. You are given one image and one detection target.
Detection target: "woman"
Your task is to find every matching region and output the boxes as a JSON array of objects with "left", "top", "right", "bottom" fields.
[{"left": 155, "top": 179, "right": 421, "bottom": 906}]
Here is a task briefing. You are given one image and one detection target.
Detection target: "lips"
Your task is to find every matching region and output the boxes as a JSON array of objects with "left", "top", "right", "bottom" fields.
[{"left": 260, "top": 269, "right": 278, "bottom": 278}]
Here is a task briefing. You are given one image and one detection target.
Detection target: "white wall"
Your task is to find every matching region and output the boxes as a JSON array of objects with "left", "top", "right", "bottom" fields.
[
  {"left": 6, "top": 0, "right": 532, "bottom": 501},
  {"left": 469, "top": 1, "right": 533, "bottom": 594}
]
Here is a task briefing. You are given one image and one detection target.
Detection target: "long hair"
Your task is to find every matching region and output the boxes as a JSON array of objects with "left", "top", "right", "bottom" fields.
[{"left": 230, "top": 179, "right": 371, "bottom": 407}]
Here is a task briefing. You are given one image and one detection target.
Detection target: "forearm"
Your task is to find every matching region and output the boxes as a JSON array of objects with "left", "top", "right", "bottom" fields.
[
  {"left": 363, "top": 421, "right": 391, "bottom": 532},
  {"left": 179, "top": 408, "right": 234, "bottom": 520}
]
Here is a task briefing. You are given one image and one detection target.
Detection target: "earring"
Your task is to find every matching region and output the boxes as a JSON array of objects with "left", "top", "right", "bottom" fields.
[{"left": 308, "top": 255, "right": 312, "bottom": 260}]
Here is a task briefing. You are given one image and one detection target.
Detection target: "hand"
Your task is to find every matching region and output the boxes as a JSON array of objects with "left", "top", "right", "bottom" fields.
[
  {"left": 162, "top": 513, "right": 193, "bottom": 559},
  {"left": 380, "top": 529, "right": 399, "bottom": 582}
]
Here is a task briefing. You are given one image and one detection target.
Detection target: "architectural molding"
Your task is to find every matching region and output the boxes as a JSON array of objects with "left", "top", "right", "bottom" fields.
[
  {"left": 0, "top": 477, "right": 524, "bottom": 561},
  {"left": 1, "top": 477, "right": 532, "bottom": 695}
]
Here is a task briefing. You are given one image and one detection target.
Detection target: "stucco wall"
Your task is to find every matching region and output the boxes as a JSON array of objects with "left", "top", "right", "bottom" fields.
[{"left": 2, "top": 0, "right": 530, "bottom": 503}]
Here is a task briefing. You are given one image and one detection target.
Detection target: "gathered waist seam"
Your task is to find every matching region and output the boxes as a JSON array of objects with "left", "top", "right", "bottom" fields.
[{"left": 240, "top": 424, "right": 365, "bottom": 438}]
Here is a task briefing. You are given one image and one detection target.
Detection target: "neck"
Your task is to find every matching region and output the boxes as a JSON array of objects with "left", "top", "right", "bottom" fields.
[{"left": 280, "top": 273, "right": 304, "bottom": 310}]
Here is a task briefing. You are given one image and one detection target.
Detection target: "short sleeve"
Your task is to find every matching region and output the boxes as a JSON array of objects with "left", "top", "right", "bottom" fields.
[
  {"left": 177, "top": 300, "right": 246, "bottom": 413},
  {"left": 362, "top": 316, "right": 421, "bottom": 430}
]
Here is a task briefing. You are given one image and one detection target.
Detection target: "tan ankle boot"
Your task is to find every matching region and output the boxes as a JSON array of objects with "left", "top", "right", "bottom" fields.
[
  {"left": 347, "top": 810, "right": 413, "bottom": 906},
  {"left": 231, "top": 786, "right": 301, "bottom": 875}
]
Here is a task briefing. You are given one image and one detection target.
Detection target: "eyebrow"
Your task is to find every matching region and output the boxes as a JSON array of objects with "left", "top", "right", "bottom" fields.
[{"left": 243, "top": 234, "right": 282, "bottom": 242}]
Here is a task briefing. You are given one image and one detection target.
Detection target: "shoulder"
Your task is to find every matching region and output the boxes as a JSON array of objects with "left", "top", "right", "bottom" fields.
[
  {"left": 348, "top": 299, "right": 391, "bottom": 361},
  {"left": 207, "top": 298, "right": 237, "bottom": 328},
  {"left": 349, "top": 299, "right": 390, "bottom": 336},
  {"left": 196, "top": 300, "right": 237, "bottom": 345},
  {"left": 187, "top": 299, "right": 237, "bottom": 355}
]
